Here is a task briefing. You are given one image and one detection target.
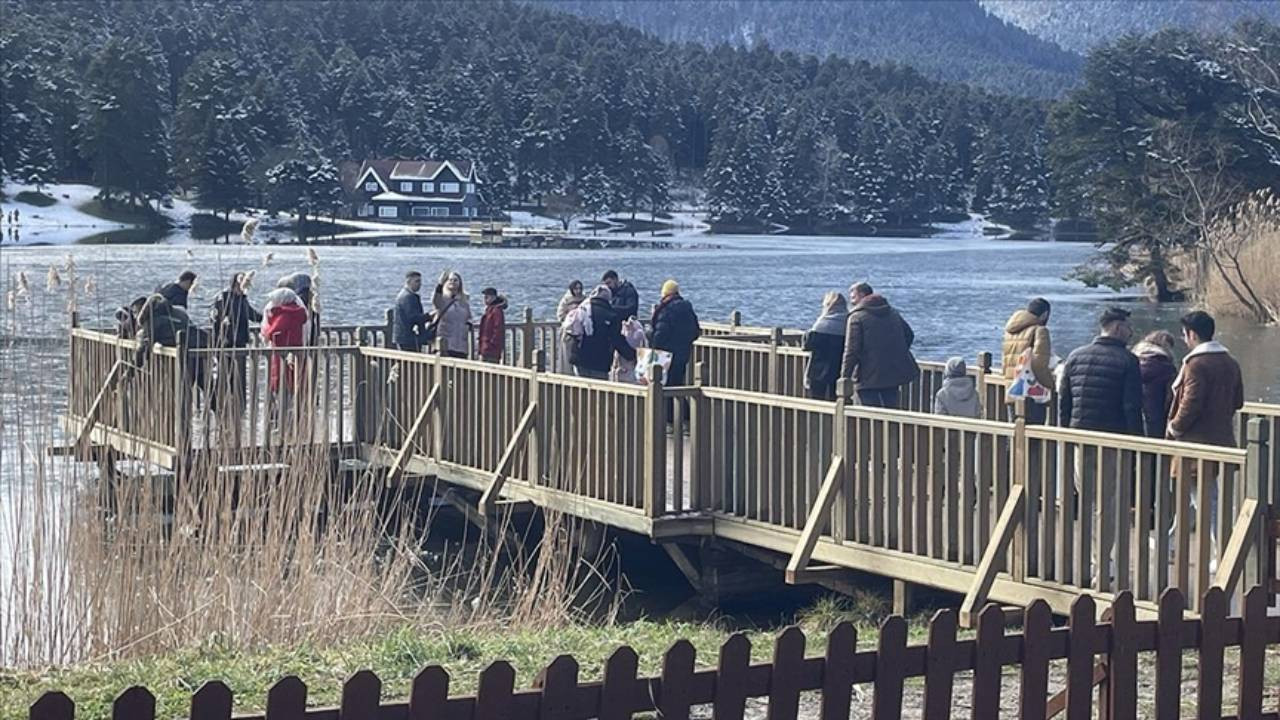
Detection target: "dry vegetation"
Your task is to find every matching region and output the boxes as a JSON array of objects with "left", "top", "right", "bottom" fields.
[{"left": 1178, "top": 189, "right": 1280, "bottom": 323}]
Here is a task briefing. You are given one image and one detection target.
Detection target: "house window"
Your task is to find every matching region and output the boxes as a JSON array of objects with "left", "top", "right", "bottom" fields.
[
  {"left": 412, "top": 206, "right": 432, "bottom": 217},
  {"left": 364, "top": 181, "right": 379, "bottom": 192},
  {"left": 466, "top": 183, "right": 476, "bottom": 194},
  {"left": 440, "top": 182, "right": 460, "bottom": 193},
  {"left": 431, "top": 207, "right": 450, "bottom": 217},
  {"left": 358, "top": 204, "right": 374, "bottom": 217},
  {"left": 400, "top": 181, "right": 414, "bottom": 192},
  {"left": 378, "top": 205, "right": 398, "bottom": 218},
  {"left": 422, "top": 182, "right": 435, "bottom": 193}
]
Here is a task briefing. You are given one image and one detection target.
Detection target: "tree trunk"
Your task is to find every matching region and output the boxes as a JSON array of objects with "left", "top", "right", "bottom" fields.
[{"left": 1148, "top": 265, "right": 1176, "bottom": 302}]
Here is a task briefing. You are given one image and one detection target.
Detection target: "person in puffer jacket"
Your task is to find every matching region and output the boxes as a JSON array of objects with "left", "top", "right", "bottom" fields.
[
  {"left": 1002, "top": 297, "right": 1052, "bottom": 424},
  {"left": 803, "top": 292, "right": 847, "bottom": 400},
  {"left": 1133, "top": 330, "right": 1178, "bottom": 439},
  {"left": 1057, "top": 307, "right": 1143, "bottom": 435},
  {"left": 650, "top": 280, "right": 701, "bottom": 386},
  {"left": 934, "top": 357, "right": 981, "bottom": 418}
]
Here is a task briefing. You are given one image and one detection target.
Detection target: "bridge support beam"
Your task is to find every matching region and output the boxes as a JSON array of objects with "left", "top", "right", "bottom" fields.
[
  {"left": 960, "top": 483, "right": 1026, "bottom": 628},
  {"left": 386, "top": 383, "right": 440, "bottom": 485},
  {"left": 479, "top": 400, "right": 538, "bottom": 514},
  {"left": 785, "top": 455, "right": 845, "bottom": 584}
]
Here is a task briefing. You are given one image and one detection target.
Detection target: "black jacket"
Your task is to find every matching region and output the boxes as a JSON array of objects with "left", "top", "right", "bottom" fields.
[
  {"left": 211, "top": 290, "right": 262, "bottom": 348},
  {"left": 651, "top": 295, "right": 700, "bottom": 356},
  {"left": 1138, "top": 351, "right": 1177, "bottom": 439},
  {"left": 610, "top": 280, "right": 640, "bottom": 321},
  {"left": 158, "top": 282, "right": 189, "bottom": 308},
  {"left": 573, "top": 298, "right": 636, "bottom": 373},
  {"left": 1058, "top": 336, "right": 1143, "bottom": 435},
  {"left": 804, "top": 330, "right": 845, "bottom": 399},
  {"left": 392, "top": 287, "right": 430, "bottom": 349},
  {"left": 134, "top": 297, "right": 206, "bottom": 367}
]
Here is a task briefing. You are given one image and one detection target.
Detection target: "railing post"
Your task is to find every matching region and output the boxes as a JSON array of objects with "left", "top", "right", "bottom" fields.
[
  {"left": 383, "top": 308, "right": 394, "bottom": 349},
  {"left": 690, "top": 362, "right": 710, "bottom": 511},
  {"left": 1245, "top": 418, "right": 1272, "bottom": 597},
  {"left": 174, "top": 330, "right": 191, "bottom": 458},
  {"left": 521, "top": 307, "right": 535, "bottom": 368},
  {"left": 354, "top": 328, "right": 369, "bottom": 445},
  {"left": 1012, "top": 398, "right": 1028, "bottom": 582},
  {"left": 976, "top": 350, "right": 992, "bottom": 420},
  {"left": 431, "top": 351, "right": 445, "bottom": 462},
  {"left": 527, "top": 349, "right": 545, "bottom": 486},
  {"left": 832, "top": 378, "right": 853, "bottom": 542},
  {"left": 644, "top": 363, "right": 667, "bottom": 518},
  {"left": 768, "top": 327, "right": 783, "bottom": 395},
  {"left": 729, "top": 309, "right": 741, "bottom": 328}
]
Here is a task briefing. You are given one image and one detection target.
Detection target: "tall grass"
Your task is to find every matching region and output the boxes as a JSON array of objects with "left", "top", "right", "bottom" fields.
[
  {"left": 1, "top": 280, "right": 620, "bottom": 670},
  {"left": 1188, "top": 190, "right": 1280, "bottom": 324}
]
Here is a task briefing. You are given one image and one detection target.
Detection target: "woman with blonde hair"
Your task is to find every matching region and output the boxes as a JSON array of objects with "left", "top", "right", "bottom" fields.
[
  {"left": 432, "top": 270, "right": 473, "bottom": 358},
  {"left": 803, "top": 291, "right": 848, "bottom": 400}
]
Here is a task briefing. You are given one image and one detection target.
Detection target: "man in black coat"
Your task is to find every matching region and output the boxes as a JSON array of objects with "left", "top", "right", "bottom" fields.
[
  {"left": 602, "top": 269, "right": 639, "bottom": 321},
  {"left": 572, "top": 290, "right": 636, "bottom": 380},
  {"left": 158, "top": 270, "right": 197, "bottom": 308},
  {"left": 840, "top": 282, "right": 918, "bottom": 408},
  {"left": 392, "top": 271, "right": 431, "bottom": 351},
  {"left": 211, "top": 273, "right": 262, "bottom": 348},
  {"left": 650, "top": 280, "right": 701, "bottom": 386},
  {"left": 1057, "top": 307, "right": 1143, "bottom": 435}
]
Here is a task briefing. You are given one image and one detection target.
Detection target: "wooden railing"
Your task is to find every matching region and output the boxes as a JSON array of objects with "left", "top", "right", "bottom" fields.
[
  {"left": 66, "top": 318, "right": 1279, "bottom": 617},
  {"left": 27, "top": 586, "right": 1280, "bottom": 720}
]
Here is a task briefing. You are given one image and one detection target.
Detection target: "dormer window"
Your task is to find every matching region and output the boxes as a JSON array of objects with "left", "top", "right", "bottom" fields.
[
  {"left": 400, "top": 181, "right": 414, "bottom": 192},
  {"left": 422, "top": 182, "right": 435, "bottom": 193},
  {"left": 364, "top": 181, "right": 379, "bottom": 192},
  {"left": 441, "top": 182, "right": 460, "bottom": 193}
]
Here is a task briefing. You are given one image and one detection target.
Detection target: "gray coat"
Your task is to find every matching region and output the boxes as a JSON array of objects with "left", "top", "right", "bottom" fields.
[
  {"left": 933, "top": 376, "right": 981, "bottom": 418},
  {"left": 432, "top": 288, "right": 473, "bottom": 355},
  {"left": 393, "top": 287, "right": 429, "bottom": 350}
]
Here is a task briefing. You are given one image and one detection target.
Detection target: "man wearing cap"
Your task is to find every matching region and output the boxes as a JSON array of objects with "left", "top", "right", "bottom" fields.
[
  {"left": 1057, "top": 307, "right": 1143, "bottom": 435},
  {"left": 650, "top": 279, "right": 701, "bottom": 386}
]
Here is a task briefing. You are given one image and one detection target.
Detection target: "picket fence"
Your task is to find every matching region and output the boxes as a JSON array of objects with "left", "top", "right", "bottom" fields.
[{"left": 28, "top": 587, "right": 1279, "bottom": 720}]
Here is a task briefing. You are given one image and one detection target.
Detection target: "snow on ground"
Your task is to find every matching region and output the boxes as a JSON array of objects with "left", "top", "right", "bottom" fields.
[
  {"left": 0, "top": 182, "right": 132, "bottom": 245},
  {"left": 931, "top": 212, "right": 1008, "bottom": 239},
  {"left": 506, "top": 209, "right": 563, "bottom": 230}
]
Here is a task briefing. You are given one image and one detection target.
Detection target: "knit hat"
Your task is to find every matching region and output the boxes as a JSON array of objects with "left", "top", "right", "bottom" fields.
[
  {"left": 945, "top": 356, "right": 967, "bottom": 378},
  {"left": 661, "top": 279, "right": 679, "bottom": 298}
]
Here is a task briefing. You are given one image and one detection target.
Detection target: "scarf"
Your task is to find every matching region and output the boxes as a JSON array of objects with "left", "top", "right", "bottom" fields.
[
  {"left": 1132, "top": 341, "right": 1172, "bottom": 358},
  {"left": 1171, "top": 340, "right": 1229, "bottom": 392},
  {"left": 810, "top": 306, "right": 848, "bottom": 336}
]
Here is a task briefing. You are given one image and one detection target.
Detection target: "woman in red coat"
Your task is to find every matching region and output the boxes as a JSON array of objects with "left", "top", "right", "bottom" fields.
[
  {"left": 477, "top": 287, "right": 507, "bottom": 363},
  {"left": 262, "top": 287, "right": 309, "bottom": 393}
]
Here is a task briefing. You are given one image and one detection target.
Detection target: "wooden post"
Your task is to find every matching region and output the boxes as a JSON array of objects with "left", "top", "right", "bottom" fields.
[
  {"left": 976, "top": 351, "right": 992, "bottom": 420},
  {"left": 767, "top": 327, "right": 783, "bottom": 395},
  {"left": 1244, "top": 418, "right": 1271, "bottom": 597},
  {"left": 521, "top": 307, "right": 535, "bottom": 368},
  {"left": 353, "top": 328, "right": 368, "bottom": 444},
  {"left": 690, "top": 362, "right": 710, "bottom": 511},
  {"left": 729, "top": 309, "right": 742, "bottom": 328},
  {"left": 383, "top": 308, "right": 394, "bottom": 349},
  {"left": 174, "top": 330, "right": 191, "bottom": 458},
  {"left": 1012, "top": 398, "right": 1028, "bottom": 583},
  {"left": 892, "top": 579, "right": 913, "bottom": 616},
  {"left": 833, "top": 378, "right": 853, "bottom": 542},
  {"left": 431, "top": 352, "right": 444, "bottom": 462},
  {"left": 528, "top": 349, "right": 545, "bottom": 486},
  {"left": 644, "top": 363, "right": 667, "bottom": 518}
]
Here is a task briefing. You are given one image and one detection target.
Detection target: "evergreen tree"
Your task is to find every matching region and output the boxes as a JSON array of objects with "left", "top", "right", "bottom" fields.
[
  {"left": 196, "top": 120, "right": 250, "bottom": 219},
  {"left": 18, "top": 119, "right": 56, "bottom": 191}
]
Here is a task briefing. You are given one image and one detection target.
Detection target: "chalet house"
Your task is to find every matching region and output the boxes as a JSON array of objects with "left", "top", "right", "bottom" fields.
[{"left": 341, "top": 159, "right": 483, "bottom": 221}]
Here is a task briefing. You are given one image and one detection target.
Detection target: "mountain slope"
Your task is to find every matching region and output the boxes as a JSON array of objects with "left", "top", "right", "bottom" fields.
[
  {"left": 983, "top": 0, "right": 1280, "bottom": 53},
  {"left": 536, "top": 0, "right": 1082, "bottom": 97}
]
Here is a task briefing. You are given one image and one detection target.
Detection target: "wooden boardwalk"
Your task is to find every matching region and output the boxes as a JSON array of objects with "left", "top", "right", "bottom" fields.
[{"left": 63, "top": 313, "right": 1280, "bottom": 623}]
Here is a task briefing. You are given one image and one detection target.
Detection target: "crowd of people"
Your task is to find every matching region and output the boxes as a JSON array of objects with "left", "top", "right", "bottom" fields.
[
  {"left": 801, "top": 288, "right": 1246, "bottom": 451},
  {"left": 115, "top": 268, "right": 1247, "bottom": 454}
]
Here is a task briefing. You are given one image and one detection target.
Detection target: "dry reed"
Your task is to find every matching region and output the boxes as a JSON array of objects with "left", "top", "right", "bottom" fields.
[{"left": 1188, "top": 189, "right": 1280, "bottom": 323}]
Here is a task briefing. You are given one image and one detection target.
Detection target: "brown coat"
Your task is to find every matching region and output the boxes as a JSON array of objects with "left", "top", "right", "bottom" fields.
[
  {"left": 1167, "top": 347, "right": 1244, "bottom": 447},
  {"left": 1001, "top": 309, "right": 1052, "bottom": 388}
]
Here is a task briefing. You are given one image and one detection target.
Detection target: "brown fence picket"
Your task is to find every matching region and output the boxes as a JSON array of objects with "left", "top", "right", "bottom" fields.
[
  {"left": 1018, "top": 599, "right": 1052, "bottom": 720},
  {"left": 1154, "top": 589, "right": 1186, "bottom": 720},
  {"left": 475, "top": 662, "right": 517, "bottom": 720},
  {"left": 971, "top": 604, "right": 1005, "bottom": 719},
  {"left": 339, "top": 670, "right": 381, "bottom": 720},
  {"left": 1065, "top": 594, "right": 1096, "bottom": 720},
  {"left": 871, "top": 615, "right": 907, "bottom": 720},
  {"left": 767, "top": 627, "right": 806, "bottom": 720},
  {"left": 112, "top": 687, "right": 156, "bottom": 720},
  {"left": 1235, "top": 586, "right": 1267, "bottom": 720},
  {"left": 713, "top": 633, "right": 751, "bottom": 720},
  {"left": 190, "top": 681, "right": 233, "bottom": 720},
  {"left": 29, "top": 692, "right": 74, "bottom": 720},
  {"left": 921, "top": 609, "right": 957, "bottom": 719},
  {"left": 1196, "top": 587, "right": 1227, "bottom": 720},
  {"left": 659, "top": 640, "right": 696, "bottom": 720},
  {"left": 265, "top": 676, "right": 306, "bottom": 720},
  {"left": 600, "top": 646, "right": 640, "bottom": 720},
  {"left": 1106, "top": 592, "right": 1137, "bottom": 720},
  {"left": 408, "top": 666, "right": 449, "bottom": 720},
  {"left": 819, "top": 622, "right": 857, "bottom": 720},
  {"left": 535, "top": 655, "right": 580, "bottom": 720}
]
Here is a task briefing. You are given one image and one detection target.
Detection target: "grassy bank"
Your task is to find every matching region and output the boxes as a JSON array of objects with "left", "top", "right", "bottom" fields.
[{"left": 1, "top": 594, "right": 914, "bottom": 718}]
